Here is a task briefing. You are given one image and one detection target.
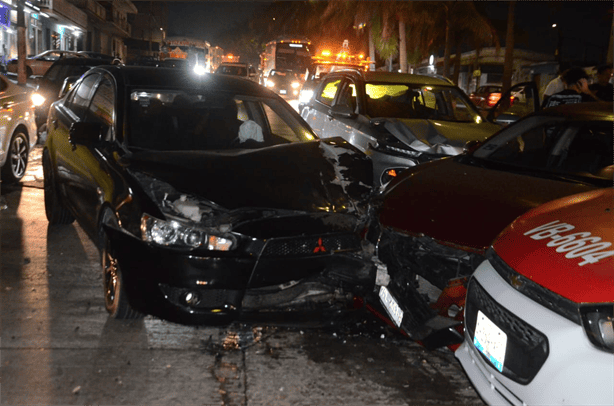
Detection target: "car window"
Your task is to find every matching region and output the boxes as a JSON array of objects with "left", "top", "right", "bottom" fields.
[
  {"left": 316, "top": 78, "right": 341, "bottom": 106},
  {"left": 44, "top": 64, "right": 64, "bottom": 82},
  {"left": 85, "top": 76, "right": 114, "bottom": 133},
  {"left": 127, "top": 90, "right": 316, "bottom": 151},
  {"left": 365, "top": 82, "right": 480, "bottom": 122},
  {"left": 41, "top": 52, "right": 61, "bottom": 61},
  {"left": 66, "top": 74, "right": 99, "bottom": 118},
  {"left": 475, "top": 117, "right": 613, "bottom": 180}
]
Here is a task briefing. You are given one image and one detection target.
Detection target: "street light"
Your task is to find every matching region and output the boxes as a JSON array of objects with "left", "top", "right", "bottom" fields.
[{"left": 552, "top": 23, "right": 562, "bottom": 65}]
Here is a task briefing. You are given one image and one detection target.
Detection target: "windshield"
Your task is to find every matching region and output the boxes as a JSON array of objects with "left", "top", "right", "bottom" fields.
[
  {"left": 127, "top": 89, "right": 316, "bottom": 151},
  {"left": 275, "top": 43, "right": 312, "bottom": 73},
  {"left": 364, "top": 82, "right": 482, "bottom": 123},
  {"left": 216, "top": 65, "right": 247, "bottom": 76},
  {"left": 472, "top": 115, "right": 613, "bottom": 183}
]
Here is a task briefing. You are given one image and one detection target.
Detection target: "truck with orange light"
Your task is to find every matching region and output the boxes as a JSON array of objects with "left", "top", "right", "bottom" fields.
[{"left": 160, "top": 37, "right": 210, "bottom": 74}]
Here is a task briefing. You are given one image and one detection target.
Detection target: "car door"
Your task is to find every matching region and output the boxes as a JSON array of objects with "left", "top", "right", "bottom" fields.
[
  {"left": 0, "top": 76, "right": 29, "bottom": 153},
  {"left": 51, "top": 72, "right": 109, "bottom": 231},
  {"left": 486, "top": 82, "right": 540, "bottom": 126},
  {"left": 322, "top": 77, "right": 377, "bottom": 153},
  {"left": 301, "top": 75, "right": 342, "bottom": 136}
]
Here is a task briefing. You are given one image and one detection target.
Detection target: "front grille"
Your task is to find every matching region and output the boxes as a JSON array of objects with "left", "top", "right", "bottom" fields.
[
  {"left": 260, "top": 233, "right": 360, "bottom": 258},
  {"left": 465, "top": 278, "right": 549, "bottom": 384},
  {"left": 487, "top": 249, "right": 581, "bottom": 325}
]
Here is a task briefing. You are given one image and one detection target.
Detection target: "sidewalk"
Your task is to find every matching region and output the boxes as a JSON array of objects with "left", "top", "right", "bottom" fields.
[{"left": 22, "top": 144, "right": 44, "bottom": 188}]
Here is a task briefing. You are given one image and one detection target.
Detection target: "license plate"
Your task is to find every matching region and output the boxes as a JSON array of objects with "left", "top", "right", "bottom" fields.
[
  {"left": 280, "top": 89, "right": 287, "bottom": 94},
  {"left": 473, "top": 310, "right": 507, "bottom": 372},
  {"left": 379, "top": 285, "right": 403, "bottom": 327}
]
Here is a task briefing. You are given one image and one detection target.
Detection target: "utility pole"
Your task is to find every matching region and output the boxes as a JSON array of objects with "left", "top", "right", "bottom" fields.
[
  {"left": 16, "top": 0, "right": 27, "bottom": 84},
  {"left": 501, "top": 1, "right": 515, "bottom": 94}
]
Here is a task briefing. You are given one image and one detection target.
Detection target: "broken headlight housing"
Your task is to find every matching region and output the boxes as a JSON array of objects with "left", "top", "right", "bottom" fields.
[{"left": 141, "top": 214, "right": 235, "bottom": 251}]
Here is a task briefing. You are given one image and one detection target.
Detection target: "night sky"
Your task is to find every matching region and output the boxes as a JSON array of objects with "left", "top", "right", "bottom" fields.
[
  {"left": 165, "top": 1, "right": 613, "bottom": 64},
  {"left": 166, "top": 1, "right": 263, "bottom": 45}
]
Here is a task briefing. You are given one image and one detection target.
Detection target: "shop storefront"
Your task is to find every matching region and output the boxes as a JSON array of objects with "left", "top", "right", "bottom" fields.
[{"left": 0, "top": 0, "right": 85, "bottom": 64}]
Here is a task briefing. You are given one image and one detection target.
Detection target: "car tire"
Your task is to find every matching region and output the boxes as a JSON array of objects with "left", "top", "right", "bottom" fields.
[
  {"left": 42, "top": 149, "right": 75, "bottom": 225},
  {"left": 2, "top": 130, "right": 30, "bottom": 184},
  {"left": 26, "top": 67, "right": 32, "bottom": 77},
  {"left": 101, "top": 230, "right": 144, "bottom": 320}
]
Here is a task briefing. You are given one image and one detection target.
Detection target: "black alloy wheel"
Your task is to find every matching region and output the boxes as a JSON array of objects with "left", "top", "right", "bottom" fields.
[
  {"left": 101, "top": 230, "right": 144, "bottom": 320},
  {"left": 42, "top": 149, "right": 75, "bottom": 225},
  {"left": 2, "top": 131, "right": 28, "bottom": 183}
]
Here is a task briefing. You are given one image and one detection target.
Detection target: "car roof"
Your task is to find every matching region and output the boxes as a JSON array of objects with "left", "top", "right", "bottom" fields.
[
  {"left": 539, "top": 101, "right": 614, "bottom": 119},
  {"left": 333, "top": 70, "right": 456, "bottom": 86},
  {"left": 90, "top": 65, "right": 267, "bottom": 94}
]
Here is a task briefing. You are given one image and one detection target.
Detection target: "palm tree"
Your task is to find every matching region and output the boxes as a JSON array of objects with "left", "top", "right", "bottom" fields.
[
  {"left": 317, "top": 0, "right": 378, "bottom": 67},
  {"left": 399, "top": 1, "right": 498, "bottom": 81}
]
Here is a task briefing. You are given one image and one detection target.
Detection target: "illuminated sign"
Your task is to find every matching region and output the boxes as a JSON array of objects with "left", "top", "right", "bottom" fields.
[{"left": 0, "top": 3, "right": 10, "bottom": 30}]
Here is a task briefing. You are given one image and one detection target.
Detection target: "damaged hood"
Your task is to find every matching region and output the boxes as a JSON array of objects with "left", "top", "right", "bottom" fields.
[
  {"left": 382, "top": 118, "right": 498, "bottom": 155},
  {"left": 493, "top": 188, "right": 614, "bottom": 303},
  {"left": 378, "top": 158, "right": 598, "bottom": 251},
  {"left": 124, "top": 139, "right": 373, "bottom": 214}
]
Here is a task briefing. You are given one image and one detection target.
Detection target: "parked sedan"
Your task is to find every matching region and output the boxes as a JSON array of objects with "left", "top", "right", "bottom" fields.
[
  {"left": 43, "top": 65, "right": 376, "bottom": 325},
  {"left": 366, "top": 102, "right": 613, "bottom": 346},
  {"left": 0, "top": 74, "right": 38, "bottom": 183},
  {"left": 300, "top": 70, "right": 500, "bottom": 187},
  {"left": 469, "top": 84, "right": 502, "bottom": 109},
  {"left": 457, "top": 188, "right": 613, "bottom": 405},
  {"left": 6, "top": 50, "right": 82, "bottom": 77}
]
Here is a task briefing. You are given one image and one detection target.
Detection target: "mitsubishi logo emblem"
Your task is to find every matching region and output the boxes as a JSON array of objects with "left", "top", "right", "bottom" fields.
[{"left": 313, "top": 238, "right": 326, "bottom": 253}]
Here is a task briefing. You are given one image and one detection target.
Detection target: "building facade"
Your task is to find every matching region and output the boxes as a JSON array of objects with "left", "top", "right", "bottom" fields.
[{"left": 0, "top": 0, "right": 156, "bottom": 66}]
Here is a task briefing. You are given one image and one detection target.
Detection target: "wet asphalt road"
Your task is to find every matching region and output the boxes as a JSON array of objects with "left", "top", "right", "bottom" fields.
[{"left": 0, "top": 144, "right": 485, "bottom": 405}]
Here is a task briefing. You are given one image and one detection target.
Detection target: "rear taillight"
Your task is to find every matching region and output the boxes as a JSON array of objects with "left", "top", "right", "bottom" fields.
[{"left": 487, "top": 92, "right": 502, "bottom": 106}]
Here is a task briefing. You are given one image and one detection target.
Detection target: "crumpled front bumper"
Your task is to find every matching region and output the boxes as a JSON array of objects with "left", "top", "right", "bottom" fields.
[{"left": 104, "top": 226, "right": 375, "bottom": 325}]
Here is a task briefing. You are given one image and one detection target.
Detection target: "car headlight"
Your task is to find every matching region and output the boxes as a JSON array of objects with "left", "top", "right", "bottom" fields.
[
  {"left": 265, "top": 79, "right": 275, "bottom": 88},
  {"left": 141, "top": 213, "right": 235, "bottom": 251},
  {"left": 193, "top": 64, "right": 206, "bottom": 75},
  {"left": 291, "top": 81, "right": 300, "bottom": 89},
  {"left": 31, "top": 93, "right": 45, "bottom": 107},
  {"left": 299, "top": 89, "right": 314, "bottom": 104},
  {"left": 581, "top": 305, "right": 614, "bottom": 353},
  {"left": 373, "top": 142, "right": 422, "bottom": 158}
]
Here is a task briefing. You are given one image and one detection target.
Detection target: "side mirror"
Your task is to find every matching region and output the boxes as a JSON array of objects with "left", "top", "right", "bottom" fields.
[
  {"left": 58, "top": 76, "right": 80, "bottom": 98},
  {"left": 329, "top": 104, "right": 357, "bottom": 119},
  {"left": 69, "top": 122, "right": 106, "bottom": 149},
  {"left": 493, "top": 113, "right": 519, "bottom": 126}
]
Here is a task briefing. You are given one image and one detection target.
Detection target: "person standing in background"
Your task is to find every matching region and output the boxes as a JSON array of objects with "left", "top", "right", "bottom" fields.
[
  {"left": 589, "top": 64, "right": 613, "bottom": 101},
  {"left": 542, "top": 67, "right": 600, "bottom": 108}
]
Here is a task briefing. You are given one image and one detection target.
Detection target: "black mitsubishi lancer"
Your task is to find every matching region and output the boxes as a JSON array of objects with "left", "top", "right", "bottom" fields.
[{"left": 43, "top": 65, "right": 376, "bottom": 325}]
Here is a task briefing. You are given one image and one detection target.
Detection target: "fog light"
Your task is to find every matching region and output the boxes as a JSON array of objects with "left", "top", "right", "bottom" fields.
[{"left": 183, "top": 291, "right": 201, "bottom": 306}]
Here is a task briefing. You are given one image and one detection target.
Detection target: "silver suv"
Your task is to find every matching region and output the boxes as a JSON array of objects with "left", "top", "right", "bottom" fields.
[{"left": 300, "top": 70, "right": 500, "bottom": 187}]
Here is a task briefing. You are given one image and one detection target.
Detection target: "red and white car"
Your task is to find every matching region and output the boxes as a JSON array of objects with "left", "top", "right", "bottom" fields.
[{"left": 456, "top": 188, "right": 614, "bottom": 405}]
